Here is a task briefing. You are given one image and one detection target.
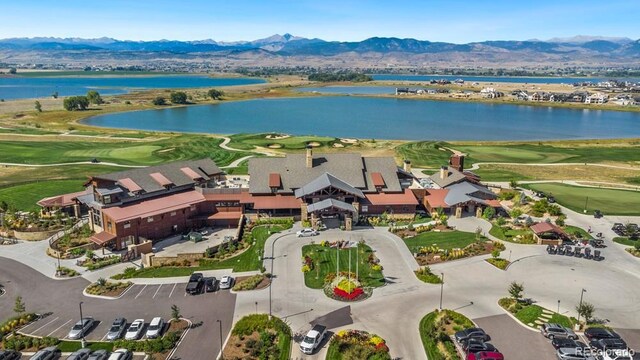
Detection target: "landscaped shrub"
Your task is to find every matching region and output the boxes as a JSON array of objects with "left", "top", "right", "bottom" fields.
[
  {"left": 0, "top": 313, "right": 36, "bottom": 338},
  {"left": 113, "top": 331, "right": 179, "bottom": 352},
  {"left": 86, "top": 280, "right": 132, "bottom": 296},
  {"left": 414, "top": 266, "right": 442, "bottom": 284},
  {"left": 232, "top": 275, "right": 265, "bottom": 291},
  {"left": 84, "top": 255, "right": 121, "bottom": 270}
]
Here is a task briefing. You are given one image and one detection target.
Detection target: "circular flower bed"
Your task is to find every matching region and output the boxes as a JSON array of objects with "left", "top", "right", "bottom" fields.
[
  {"left": 323, "top": 273, "right": 371, "bottom": 302},
  {"left": 327, "top": 329, "right": 390, "bottom": 360}
]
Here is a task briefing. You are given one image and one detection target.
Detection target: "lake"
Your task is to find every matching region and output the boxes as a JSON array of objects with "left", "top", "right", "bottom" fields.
[
  {"left": 0, "top": 75, "right": 265, "bottom": 100},
  {"left": 371, "top": 74, "right": 640, "bottom": 84},
  {"left": 83, "top": 96, "right": 640, "bottom": 141}
]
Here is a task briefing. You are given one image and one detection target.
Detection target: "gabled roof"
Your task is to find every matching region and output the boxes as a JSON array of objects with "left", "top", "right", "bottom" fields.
[
  {"left": 268, "top": 173, "right": 281, "bottom": 188},
  {"left": 371, "top": 172, "right": 385, "bottom": 187},
  {"left": 307, "top": 198, "right": 356, "bottom": 213},
  {"left": 444, "top": 181, "right": 496, "bottom": 207},
  {"left": 180, "top": 167, "right": 203, "bottom": 180},
  {"left": 93, "top": 159, "right": 221, "bottom": 194},
  {"left": 117, "top": 178, "right": 142, "bottom": 192},
  {"left": 37, "top": 190, "right": 89, "bottom": 208},
  {"left": 149, "top": 172, "right": 173, "bottom": 187},
  {"left": 429, "top": 166, "right": 468, "bottom": 188},
  {"left": 294, "top": 173, "right": 365, "bottom": 198},
  {"left": 530, "top": 222, "right": 567, "bottom": 236},
  {"left": 364, "top": 189, "right": 418, "bottom": 206},
  {"left": 102, "top": 190, "right": 205, "bottom": 222}
]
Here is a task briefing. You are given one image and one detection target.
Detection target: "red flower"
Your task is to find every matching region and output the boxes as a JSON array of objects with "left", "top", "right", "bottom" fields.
[{"left": 334, "top": 287, "right": 364, "bottom": 300}]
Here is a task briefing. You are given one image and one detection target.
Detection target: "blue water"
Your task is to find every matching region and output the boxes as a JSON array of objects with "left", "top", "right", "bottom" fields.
[
  {"left": 371, "top": 74, "right": 640, "bottom": 84},
  {"left": 0, "top": 75, "right": 265, "bottom": 100},
  {"left": 84, "top": 96, "right": 640, "bottom": 141}
]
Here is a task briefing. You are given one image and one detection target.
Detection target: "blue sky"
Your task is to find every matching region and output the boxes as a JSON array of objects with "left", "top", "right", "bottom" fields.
[{"left": 1, "top": 0, "right": 639, "bottom": 42}]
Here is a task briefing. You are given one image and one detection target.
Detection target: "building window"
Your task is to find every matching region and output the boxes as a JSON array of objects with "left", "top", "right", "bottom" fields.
[
  {"left": 170, "top": 211, "right": 176, "bottom": 217},
  {"left": 107, "top": 222, "right": 112, "bottom": 232},
  {"left": 124, "top": 221, "right": 131, "bottom": 229},
  {"left": 361, "top": 205, "right": 369, "bottom": 213},
  {"left": 92, "top": 211, "right": 102, "bottom": 227},
  {"left": 147, "top": 216, "right": 154, "bottom": 223},
  {"left": 103, "top": 195, "right": 112, "bottom": 204}
]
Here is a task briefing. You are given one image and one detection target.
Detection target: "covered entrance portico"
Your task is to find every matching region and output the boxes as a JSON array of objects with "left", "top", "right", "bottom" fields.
[{"left": 307, "top": 198, "right": 357, "bottom": 230}]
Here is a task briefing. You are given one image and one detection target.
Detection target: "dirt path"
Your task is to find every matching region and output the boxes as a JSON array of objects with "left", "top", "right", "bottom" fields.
[
  {"left": 0, "top": 161, "right": 143, "bottom": 168},
  {"left": 467, "top": 162, "right": 640, "bottom": 171}
]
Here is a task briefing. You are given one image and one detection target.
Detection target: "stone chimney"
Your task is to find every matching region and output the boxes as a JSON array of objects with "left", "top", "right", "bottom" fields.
[
  {"left": 440, "top": 166, "right": 448, "bottom": 180},
  {"left": 306, "top": 145, "right": 313, "bottom": 168},
  {"left": 449, "top": 155, "right": 465, "bottom": 172},
  {"left": 403, "top": 159, "right": 412, "bottom": 172}
]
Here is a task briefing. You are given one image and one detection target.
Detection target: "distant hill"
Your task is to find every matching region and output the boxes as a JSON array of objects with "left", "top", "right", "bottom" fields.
[{"left": 1, "top": 34, "right": 639, "bottom": 68}]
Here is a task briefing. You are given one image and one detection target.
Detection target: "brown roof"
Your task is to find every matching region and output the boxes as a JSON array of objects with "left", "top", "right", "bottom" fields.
[
  {"left": 203, "top": 192, "right": 244, "bottom": 202},
  {"left": 37, "top": 190, "right": 88, "bottom": 208},
  {"left": 371, "top": 172, "right": 385, "bottom": 187},
  {"left": 530, "top": 222, "right": 567, "bottom": 236},
  {"left": 268, "top": 173, "right": 281, "bottom": 188},
  {"left": 149, "top": 172, "right": 173, "bottom": 187},
  {"left": 364, "top": 189, "right": 418, "bottom": 206},
  {"left": 180, "top": 167, "right": 203, "bottom": 180},
  {"left": 117, "top": 178, "right": 142, "bottom": 192},
  {"left": 245, "top": 194, "right": 302, "bottom": 210},
  {"left": 102, "top": 190, "right": 205, "bottom": 222},
  {"left": 89, "top": 231, "right": 117, "bottom": 246},
  {"left": 208, "top": 211, "right": 242, "bottom": 220},
  {"left": 424, "top": 189, "right": 450, "bottom": 209}
]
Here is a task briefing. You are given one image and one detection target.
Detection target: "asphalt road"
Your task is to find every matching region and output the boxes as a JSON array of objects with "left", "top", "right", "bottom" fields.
[
  {"left": 0, "top": 258, "right": 236, "bottom": 360},
  {"left": 475, "top": 314, "right": 557, "bottom": 360}
]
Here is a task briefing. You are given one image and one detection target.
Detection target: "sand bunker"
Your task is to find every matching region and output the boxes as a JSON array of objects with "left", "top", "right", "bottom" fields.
[
  {"left": 265, "top": 134, "right": 290, "bottom": 140},
  {"left": 267, "top": 143, "right": 283, "bottom": 149},
  {"left": 307, "top": 142, "right": 321, "bottom": 147},
  {"left": 332, "top": 143, "right": 345, "bottom": 148},
  {"left": 340, "top": 138, "right": 358, "bottom": 144}
]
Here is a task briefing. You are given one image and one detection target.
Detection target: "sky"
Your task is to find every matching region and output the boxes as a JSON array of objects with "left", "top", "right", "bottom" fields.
[{"left": 1, "top": 0, "right": 639, "bottom": 43}]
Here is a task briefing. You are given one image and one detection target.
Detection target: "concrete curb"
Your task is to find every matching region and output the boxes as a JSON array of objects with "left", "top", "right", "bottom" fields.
[
  {"left": 165, "top": 318, "right": 192, "bottom": 360},
  {"left": 82, "top": 283, "right": 134, "bottom": 300},
  {"left": 497, "top": 303, "right": 541, "bottom": 333}
]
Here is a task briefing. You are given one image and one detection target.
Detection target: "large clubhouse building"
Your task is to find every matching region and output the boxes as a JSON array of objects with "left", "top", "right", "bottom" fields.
[{"left": 39, "top": 149, "right": 500, "bottom": 251}]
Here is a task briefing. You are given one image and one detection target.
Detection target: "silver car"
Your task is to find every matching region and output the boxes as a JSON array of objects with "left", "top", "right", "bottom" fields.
[
  {"left": 107, "top": 349, "right": 132, "bottom": 360},
  {"left": 87, "top": 350, "right": 109, "bottom": 360},
  {"left": 106, "top": 318, "right": 127, "bottom": 341},
  {"left": 67, "top": 318, "right": 95, "bottom": 340},
  {"left": 29, "top": 347, "right": 61, "bottom": 360},
  {"left": 219, "top": 275, "right": 234, "bottom": 290},
  {"left": 66, "top": 348, "right": 91, "bottom": 360},
  {"left": 556, "top": 347, "right": 596, "bottom": 360}
]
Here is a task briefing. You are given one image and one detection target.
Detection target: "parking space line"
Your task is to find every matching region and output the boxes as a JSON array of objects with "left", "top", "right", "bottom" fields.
[
  {"left": 47, "top": 318, "right": 72, "bottom": 337},
  {"left": 152, "top": 284, "right": 163, "bottom": 299},
  {"left": 134, "top": 285, "right": 148, "bottom": 299},
  {"left": 30, "top": 317, "right": 59, "bottom": 334},
  {"left": 169, "top": 283, "right": 177, "bottom": 298}
]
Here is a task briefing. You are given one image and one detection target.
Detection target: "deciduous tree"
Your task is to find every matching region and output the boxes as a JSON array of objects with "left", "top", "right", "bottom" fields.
[
  {"left": 63, "top": 96, "right": 89, "bottom": 111},
  {"left": 86, "top": 90, "right": 103, "bottom": 105},
  {"left": 14, "top": 296, "right": 25, "bottom": 314},
  {"left": 207, "top": 89, "right": 224, "bottom": 100},
  {"left": 152, "top": 96, "right": 166, "bottom": 106},
  {"left": 170, "top": 91, "right": 188, "bottom": 104},
  {"left": 576, "top": 302, "right": 595, "bottom": 324},
  {"left": 34, "top": 101, "right": 42, "bottom": 112},
  {"left": 508, "top": 281, "right": 524, "bottom": 302}
]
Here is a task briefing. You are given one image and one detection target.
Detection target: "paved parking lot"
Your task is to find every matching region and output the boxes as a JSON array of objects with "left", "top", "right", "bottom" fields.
[{"left": 0, "top": 258, "right": 236, "bottom": 360}]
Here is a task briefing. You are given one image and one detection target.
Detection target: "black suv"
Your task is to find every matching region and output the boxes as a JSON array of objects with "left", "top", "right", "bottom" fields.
[
  {"left": 584, "top": 327, "right": 620, "bottom": 341},
  {"left": 0, "top": 350, "right": 22, "bottom": 360},
  {"left": 589, "top": 338, "right": 628, "bottom": 351},
  {"left": 454, "top": 328, "right": 490, "bottom": 343}
]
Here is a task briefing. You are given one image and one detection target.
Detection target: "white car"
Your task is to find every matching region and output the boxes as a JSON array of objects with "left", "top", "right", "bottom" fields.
[
  {"left": 296, "top": 228, "right": 319, "bottom": 237},
  {"left": 107, "top": 349, "right": 132, "bottom": 360},
  {"left": 219, "top": 275, "right": 234, "bottom": 289},
  {"left": 145, "top": 317, "right": 165, "bottom": 339},
  {"left": 124, "top": 319, "right": 144, "bottom": 340}
]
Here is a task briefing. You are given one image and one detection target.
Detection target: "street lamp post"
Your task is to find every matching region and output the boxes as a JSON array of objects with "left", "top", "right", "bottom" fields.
[
  {"left": 576, "top": 289, "right": 587, "bottom": 327},
  {"left": 78, "top": 302, "right": 86, "bottom": 348},
  {"left": 217, "top": 319, "right": 224, "bottom": 360},
  {"left": 255, "top": 301, "right": 258, "bottom": 314},
  {"left": 557, "top": 300, "right": 561, "bottom": 314},
  {"left": 439, "top": 273, "right": 445, "bottom": 310}
]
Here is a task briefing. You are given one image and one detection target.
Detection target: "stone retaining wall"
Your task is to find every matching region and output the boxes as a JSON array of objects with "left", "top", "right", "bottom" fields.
[{"left": 13, "top": 229, "right": 61, "bottom": 241}]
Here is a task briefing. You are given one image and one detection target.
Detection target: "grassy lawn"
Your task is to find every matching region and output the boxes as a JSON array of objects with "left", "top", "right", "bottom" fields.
[
  {"left": 0, "top": 179, "right": 85, "bottom": 211},
  {"left": 472, "top": 167, "right": 533, "bottom": 182},
  {"left": 226, "top": 314, "right": 291, "bottom": 360},
  {"left": 523, "top": 183, "right": 640, "bottom": 216},
  {"left": 489, "top": 224, "right": 533, "bottom": 243},
  {"left": 564, "top": 225, "right": 593, "bottom": 240},
  {"left": 112, "top": 225, "right": 283, "bottom": 278},
  {"left": 500, "top": 298, "right": 575, "bottom": 328},
  {"left": 57, "top": 341, "right": 114, "bottom": 352},
  {"left": 613, "top": 237, "right": 638, "bottom": 247},
  {"left": 419, "top": 310, "right": 474, "bottom": 360},
  {"left": 514, "top": 304, "right": 543, "bottom": 325},
  {"left": 395, "top": 141, "right": 455, "bottom": 168},
  {"left": 403, "top": 231, "right": 477, "bottom": 253},
  {"left": 302, "top": 244, "right": 385, "bottom": 289}
]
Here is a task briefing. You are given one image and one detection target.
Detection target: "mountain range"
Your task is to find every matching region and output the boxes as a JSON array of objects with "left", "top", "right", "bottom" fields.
[{"left": 1, "top": 34, "right": 639, "bottom": 68}]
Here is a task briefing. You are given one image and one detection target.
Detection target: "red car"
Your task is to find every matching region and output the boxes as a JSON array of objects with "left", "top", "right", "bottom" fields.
[{"left": 467, "top": 351, "right": 504, "bottom": 360}]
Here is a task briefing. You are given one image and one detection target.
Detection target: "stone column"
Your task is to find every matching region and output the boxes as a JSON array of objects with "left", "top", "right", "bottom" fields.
[
  {"left": 310, "top": 213, "right": 318, "bottom": 229},
  {"left": 455, "top": 206, "right": 462, "bottom": 218},
  {"left": 73, "top": 204, "right": 81, "bottom": 218},
  {"left": 300, "top": 203, "right": 308, "bottom": 221},
  {"left": 476, "top": 207, "right": 483, "bottom": 218},
  {"left": 351, "top": 202, "right": 359, "bottom": 224},
  {"left": 345, "top": 216, "right": 352, "bottom": 231}
]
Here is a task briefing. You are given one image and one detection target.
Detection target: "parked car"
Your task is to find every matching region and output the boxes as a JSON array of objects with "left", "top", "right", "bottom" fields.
[
  {"left": 185, "top": 272, "right": 204, "bottom": 295},
  {"left": 205, "top": 277, "right": 218, "bottom": 292},
  {"left": 29, "top": 347, "right": 61, "bottom": 360},
  {"left": 600, "top": 350, "right": 633, "bottom": 360},
  {"left": 584, "top": 328, "right": 620, "bottom": 341},
  {"left": 556, "top": 347, "right": 596, "bottom": 360},
  {"left": 461, "top": 338, "right": 496, "bottom": 354},
  {"left": 67, "top": 317, "right": 95, "bottom": 340},
  {"left": 541, "top": 323, "right": 578, "bottom": 340},
  {"left": 87, "top": 350, "right": 109, "bottom": 360},
  {"left": 107, "top": 349, "right": 132, "bottom": 360},
  {"left": 466, "top": 351, "right": 504, "bottom": 360},
  {"left": 547, "top": 196, "right": 556, "bottom": 203},
  {"left": 589, "top": 239, "right": 605, "bottom": 248},
  {"left": 106, "top": 317, "right": 127, "bottom": 341},
  {"left": 145, "top": 317, "right": 165, "bottom": 339},
  {"left": 0, "top": 350, "right": 22, "bottom": 360},
  {"left": 66, "top": 349, "right": 91, "bottom": 360},
  {"left": 454, "top": 328, "right": 490, "bottom": 343},
  {"left": 551, "top": 338, "right": 586, "bottom": 350},
  {"left": 124, "top": 319, "right": 145, "bottom": 340},
  {"left": 593, "top": 210, "right": 603, "bottom": 218},
  {"left": 299, "top": 324, "right": 327, "bottom": 354},
  {"left": 589, "top": 338, "right": 628, "bottom": 351},
  {"left": 219, "top": 275, "right": 234, "bottom": 290},
  {"left": 296, "top": 228, "right": 319, "bottom": 237}
]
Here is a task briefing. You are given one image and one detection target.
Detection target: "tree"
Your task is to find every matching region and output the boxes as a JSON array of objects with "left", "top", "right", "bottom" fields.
[
  {"left": 508, "top": 281, "right": 524, "bottom": 302},
  {"left": 483, "top": 207, "right": 496, "bottom": 219},
  {"left": 491, "top": 249, "right": 501, "bottom": 259},
  {"left": 34, "top": 101, "right": 42, "bottom": 112},
  {"left": 63, "top": 96, "right": 89, "bottom": 111},
  {"left": 0, "top": 200, "right": 8, "bottom": 212},
  {"left": 207, "top": 89, "right": 224, "bottom": 100},
  {"left": 8, "top": 68, "right": 17, "bottom": 74},
  {"left": 171, "top": 304, "right": 181, "bottom": 321},
  {"left": 14, "top": 296, "right": 26, "bottom": 315},
  {"left": 576, "top": 302, "right": 595, "bottom": 324},
  {"left": 152, "top": 96, "right": 166, "bottom": 106},
  {"left": 51, "top": 91, "right": 58, "bottom": 99},
  {"left": 509, "top": 179, "right": 518, "bottom": 189},
  {"left": 86, "top": 90, "right": 103, "bottom": 105},
  {"left": 170, "top": 91, "right": 188, "bottom": 104}
]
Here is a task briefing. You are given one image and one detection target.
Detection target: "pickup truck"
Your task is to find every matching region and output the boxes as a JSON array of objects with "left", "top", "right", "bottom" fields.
[
  {"left": 299, "top": 324, "right": 327, "bottom": 354},
  {"left": 185, "top": 273, "right": 204, "bottom": 295}
]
